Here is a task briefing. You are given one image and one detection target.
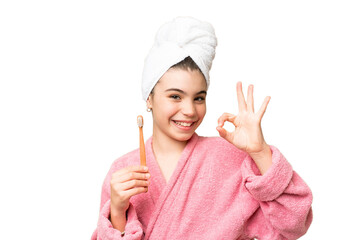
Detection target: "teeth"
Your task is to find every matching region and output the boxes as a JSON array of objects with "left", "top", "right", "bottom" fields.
[{"left": 175, "top": 121, "right": 192, "bottom": 127}]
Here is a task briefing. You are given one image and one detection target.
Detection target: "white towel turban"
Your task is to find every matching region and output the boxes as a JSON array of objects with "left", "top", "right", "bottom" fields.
[{"left": 141, "top": 16, "right": 218, "bottom": 101}]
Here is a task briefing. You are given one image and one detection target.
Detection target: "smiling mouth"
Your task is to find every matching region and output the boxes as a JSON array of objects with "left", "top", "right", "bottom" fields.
[{"left": 173, "top": 120, "right": 195, "bottom": 127}]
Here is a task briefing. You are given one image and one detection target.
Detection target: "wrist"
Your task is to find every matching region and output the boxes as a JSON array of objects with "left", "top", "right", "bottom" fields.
[
  {"left": 248, "top": 144, "right": 272, "bottom": 175},
  {"left": 248, "top": 143, "right": 271, "bottom": 159},
  {"left": 110, "top": 205, "right": 127, "bottom": 218}
]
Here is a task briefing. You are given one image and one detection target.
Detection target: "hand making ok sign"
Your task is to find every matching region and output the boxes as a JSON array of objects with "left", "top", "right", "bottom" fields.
[{"left": 216, "top": 82, "right": 271, "bottom": 155}]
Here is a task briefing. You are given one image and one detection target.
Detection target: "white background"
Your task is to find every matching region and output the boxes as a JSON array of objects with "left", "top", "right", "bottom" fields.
[{"left": 1, "top": 0, "right": 359, "bottom": 239}]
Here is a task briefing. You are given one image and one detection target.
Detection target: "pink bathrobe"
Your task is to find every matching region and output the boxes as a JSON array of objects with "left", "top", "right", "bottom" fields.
[{"left": 92, "top": 134, "right": 312, "bottom": 240}]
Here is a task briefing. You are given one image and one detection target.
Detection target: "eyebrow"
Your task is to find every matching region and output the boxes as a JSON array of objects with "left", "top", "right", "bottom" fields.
[{"left": 165, "top": 88, "right": 207, "bottom": 95}]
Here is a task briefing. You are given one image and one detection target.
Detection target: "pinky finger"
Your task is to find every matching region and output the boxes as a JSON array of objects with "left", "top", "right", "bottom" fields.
[
  {"left": 256, "top": 96, "right": 271, "bottom": 120},
  {"left": 124, "top": 186, "right": 149, "bottom": 199}
]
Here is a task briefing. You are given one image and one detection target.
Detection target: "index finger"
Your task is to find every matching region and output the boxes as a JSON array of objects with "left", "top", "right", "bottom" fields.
[
  {"left": 114, "top": 165, "right": 149, "bottom": 176},
  {"left": 236, "top": 82, "right": 247, "bottom": 112},
  {"left": 217, "top": 112, "right": 236, "bottom": 127}
]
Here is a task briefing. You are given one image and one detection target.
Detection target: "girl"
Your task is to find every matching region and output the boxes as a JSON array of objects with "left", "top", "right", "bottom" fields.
[{"left": 92, "top": 17, "right": 312, "bottom": 240}]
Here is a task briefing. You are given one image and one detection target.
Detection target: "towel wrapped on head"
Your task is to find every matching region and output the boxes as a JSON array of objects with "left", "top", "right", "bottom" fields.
[{"left": 141, "top": 16, "right": 218, "bottom": 101}]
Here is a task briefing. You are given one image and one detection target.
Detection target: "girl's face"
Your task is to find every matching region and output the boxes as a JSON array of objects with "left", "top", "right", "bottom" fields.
[{"left": 147, "top": 68, "right": 207, "bottom": 143}]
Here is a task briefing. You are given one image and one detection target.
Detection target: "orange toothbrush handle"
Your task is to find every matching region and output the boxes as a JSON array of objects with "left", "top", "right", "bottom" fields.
[{"left": 139, "top": 128, "right": 146, "bottom": 166}]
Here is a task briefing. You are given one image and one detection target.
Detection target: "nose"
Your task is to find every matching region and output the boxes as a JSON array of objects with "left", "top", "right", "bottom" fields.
[{"left": 181, "top": 100, "right": 196, "bottom": 117}]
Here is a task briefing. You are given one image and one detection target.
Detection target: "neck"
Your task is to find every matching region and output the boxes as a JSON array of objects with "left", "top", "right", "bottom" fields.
[{"left": 152, "top": 131, "right": 188, "bottom": 159}]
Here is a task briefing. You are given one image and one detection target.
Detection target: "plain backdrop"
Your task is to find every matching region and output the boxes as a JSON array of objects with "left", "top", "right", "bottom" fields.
[{"left": 1, "top": 0, "right": 359, "bottom": 239}]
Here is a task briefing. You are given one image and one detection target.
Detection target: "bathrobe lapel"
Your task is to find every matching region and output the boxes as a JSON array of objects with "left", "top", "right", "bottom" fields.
[{"left": 144, "top": 133, "right": 199, "bottom": 240}]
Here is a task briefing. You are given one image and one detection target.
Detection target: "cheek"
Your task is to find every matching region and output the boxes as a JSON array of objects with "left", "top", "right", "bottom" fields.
[
  {"left": 154, "top": 101, "right": 179, "bottom": 118},
  {"left": 197, "top": 104, "right": 207, "bottom": 118}
]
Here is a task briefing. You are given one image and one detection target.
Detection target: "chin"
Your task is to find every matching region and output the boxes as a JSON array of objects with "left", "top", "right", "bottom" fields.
[
  {"left": 175, "top": 134, "right": 194, "bottom": 142},
  {"left": 169, "top": 130, "right": 196, "bottom": 142}
]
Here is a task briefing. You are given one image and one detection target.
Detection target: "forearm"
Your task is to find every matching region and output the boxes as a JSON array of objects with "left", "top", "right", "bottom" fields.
[
  {"left": 244, "top": 145, "right": 313, "bottom": 238},
  {"left": 110, "top": 208, "right": 127, "bottom": 232},
  {"left": 248, "top": 144, "right": 272, "bottom": 175}
]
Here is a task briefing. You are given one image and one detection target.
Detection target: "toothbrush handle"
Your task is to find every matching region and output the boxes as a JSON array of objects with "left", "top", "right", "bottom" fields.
[{"left": 139, "top": 128, "right": 146, "bottom": 166}]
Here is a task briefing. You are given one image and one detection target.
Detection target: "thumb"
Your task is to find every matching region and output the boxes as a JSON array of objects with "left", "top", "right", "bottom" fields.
[{"left": 216, "top": 126, "right": 232, "bottom": 143}]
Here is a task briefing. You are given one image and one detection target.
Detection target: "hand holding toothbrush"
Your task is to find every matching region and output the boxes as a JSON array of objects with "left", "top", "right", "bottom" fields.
[
  {"left": 110, "top": 165, "right": 150, "bottom": 231},
  {"left": 109, "top": 115, "right": 149, "bottom": 231}
]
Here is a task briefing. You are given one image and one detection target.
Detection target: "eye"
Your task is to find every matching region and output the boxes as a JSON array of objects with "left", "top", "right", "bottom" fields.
[
  {"left": 195, "top": 96, "right": 205, "bottom": 102},
  {"left": 170, "top": 95, "right": 181, "bottom": 100}
]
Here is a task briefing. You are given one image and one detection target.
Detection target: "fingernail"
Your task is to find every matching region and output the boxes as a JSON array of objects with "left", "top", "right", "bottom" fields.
[
  {"left": 143, "top": 166, "right": 148, "bottom": 171},
  {"left": 145, "top": 173, "right": 150, "bottom": 179}
]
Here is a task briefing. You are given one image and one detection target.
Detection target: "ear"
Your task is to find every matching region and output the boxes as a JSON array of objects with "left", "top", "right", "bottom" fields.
[{"left": 146, "top": 96, "right": 152, "bottom": 109}]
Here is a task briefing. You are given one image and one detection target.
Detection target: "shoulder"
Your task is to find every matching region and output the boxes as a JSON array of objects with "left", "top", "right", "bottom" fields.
[
  {"left": 194, "top": 135, "right": 251, "bottom": 175},
  {"left": 196, "top": 135, "right": 248, "bottom": 159},
  {"left": 197, "top": 135, "right": 225, "bottom": 144}
]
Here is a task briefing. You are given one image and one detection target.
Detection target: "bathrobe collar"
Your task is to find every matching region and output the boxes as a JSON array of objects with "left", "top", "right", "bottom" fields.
[{"left": 144, "top": 132, "right": 199, "bottom": 238}]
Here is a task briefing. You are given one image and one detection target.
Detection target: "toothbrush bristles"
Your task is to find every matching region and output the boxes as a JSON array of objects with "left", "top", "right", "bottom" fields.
[{"left": 137, "top": 115, "right": 143, "bottom": 127}]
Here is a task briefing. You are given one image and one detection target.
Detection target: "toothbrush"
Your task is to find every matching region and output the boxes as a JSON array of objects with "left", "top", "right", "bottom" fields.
[{"left": 137, "top": 115, "right": 146, "bottom": 166}]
